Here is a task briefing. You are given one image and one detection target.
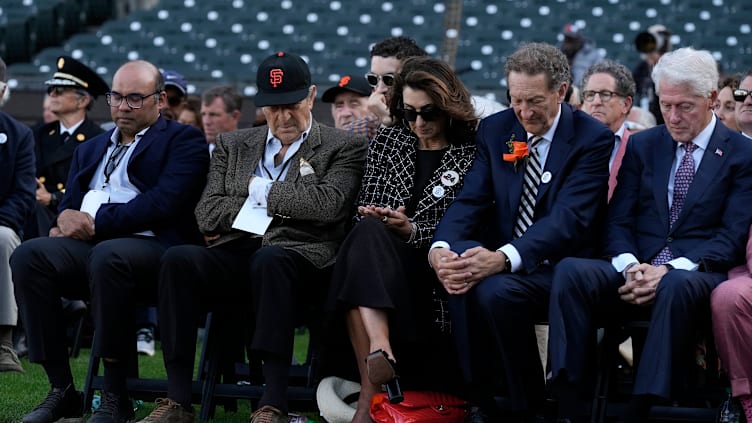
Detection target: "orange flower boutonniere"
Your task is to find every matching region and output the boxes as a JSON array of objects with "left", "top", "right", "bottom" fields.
[{"left": 503, "top": 133, "right": 528, "bottom": 171}]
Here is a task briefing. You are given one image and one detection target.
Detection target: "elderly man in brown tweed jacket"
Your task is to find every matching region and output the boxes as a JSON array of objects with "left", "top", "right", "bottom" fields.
[{"left": 137, "top": 52, "right": 368, "bottom": 423}]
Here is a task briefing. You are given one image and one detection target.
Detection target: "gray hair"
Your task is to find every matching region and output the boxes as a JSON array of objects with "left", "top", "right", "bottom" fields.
[
  {"left": 581, "top": 60, "right": 636, "bottom": 100},
  {"left": 504, "top": 42, "right": 571, "bottom": 91},
  {"left": 652, "top": 47, "right": 718, "bottom": 97}
]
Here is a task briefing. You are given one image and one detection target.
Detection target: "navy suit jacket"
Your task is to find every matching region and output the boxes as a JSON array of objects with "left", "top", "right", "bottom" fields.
[
  {"left": 607, "top": 121, "right": 752, "bottom": 273},
  {"left": 434, "top": 104, "right": 613, "bottom": 273},
  {"left": 0, "top": 111, "right": 36, "bottom": 236},
  {"left": 57, "top": 117, "right": 210, "bottom": 246}
]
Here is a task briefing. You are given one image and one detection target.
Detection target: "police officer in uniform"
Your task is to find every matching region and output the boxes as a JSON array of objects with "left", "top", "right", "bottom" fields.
[{"left": 27, "top": 56, "right": 109, "bottom": 239}]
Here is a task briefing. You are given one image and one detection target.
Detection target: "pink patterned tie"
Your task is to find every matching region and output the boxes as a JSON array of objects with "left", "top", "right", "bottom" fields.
[{"left": 652, "top": 142, "right": 698, "bottom": 265}]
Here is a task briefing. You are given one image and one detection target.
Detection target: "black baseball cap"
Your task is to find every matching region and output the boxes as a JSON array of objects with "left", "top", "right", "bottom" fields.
[
  {"left": 45, "top": 56, "right": 109, "bottom": 98},
  {"left": 322, "top": 74, "right": 372, "bottom": 103},
  {"left": 254, "top": 51, "right": 311, "bottom": 107}
]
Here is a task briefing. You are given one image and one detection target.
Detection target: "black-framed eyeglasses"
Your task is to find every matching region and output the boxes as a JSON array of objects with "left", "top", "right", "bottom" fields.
[
  {"left": 106, "top": 90, "right": 160, "bottom": 109},
  {"left": 733, "top": 88, "right": 752, "bottom": 102},
  {"left": 582, "top": 90, "right": 623, "bottom": 102},
  {"left": 365, "top": 72, "right": 395, "bottom": 88},
  {"left": 402, "top": 106, "right": 442, "bottom": 122}
]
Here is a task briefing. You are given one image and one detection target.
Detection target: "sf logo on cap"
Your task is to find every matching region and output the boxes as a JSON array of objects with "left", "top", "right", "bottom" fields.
[
  {"left": 270, "top": 69, "right": 284, "bottom": 87},
  {"left": 338, "top": 76, "right": 351, "bottom": 87}
]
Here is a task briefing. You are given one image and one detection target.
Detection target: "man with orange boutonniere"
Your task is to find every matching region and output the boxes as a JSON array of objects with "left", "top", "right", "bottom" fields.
[{"left": 429, "top": 42, "right": 612, "bottom": 421}]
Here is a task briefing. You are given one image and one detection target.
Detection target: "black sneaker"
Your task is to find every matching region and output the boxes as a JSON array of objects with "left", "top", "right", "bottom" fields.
[
  {"left": 88, "top": 391, "right": 135, "bottom": 423},
  {"left": 22, "top": 384, "right": 84, "bottom": 423}
]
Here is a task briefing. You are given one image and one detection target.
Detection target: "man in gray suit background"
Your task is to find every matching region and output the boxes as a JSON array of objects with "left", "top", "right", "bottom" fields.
[{"left": 136, "top": 51, "right": 368, "bottom": 423}]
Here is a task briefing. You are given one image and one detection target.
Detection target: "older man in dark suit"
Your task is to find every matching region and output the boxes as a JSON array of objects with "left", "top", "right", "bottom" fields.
[
  {"left": 429, "top": 42, "right": 613, "bottom": 421},
  {"left": 11, "top": 60, "right": 209, "bottom": 423},
  {"left": 137, "top": 51, "right": 367, "bottom": 423},
  {"left": 548, "top": 47, "right": 752, "bottom": 422}
]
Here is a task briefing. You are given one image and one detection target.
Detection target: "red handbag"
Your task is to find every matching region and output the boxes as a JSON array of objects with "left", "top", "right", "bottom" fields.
[{"left": 370, "top": 391, "right": 468, "bottom": 423}]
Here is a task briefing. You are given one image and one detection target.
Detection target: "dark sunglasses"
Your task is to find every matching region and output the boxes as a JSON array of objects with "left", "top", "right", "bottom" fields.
[
  {"left": 733, "top": 88, "right": 752, "bottom": 102},
  {"left": 402, "top": 106, "right": 442, "bottom": 122},
  {"left": 365, "top": 72, "right": 395, "bottom": 87},
  {"left": 167, "top": 95, "right": 184, "bottom": 107}
]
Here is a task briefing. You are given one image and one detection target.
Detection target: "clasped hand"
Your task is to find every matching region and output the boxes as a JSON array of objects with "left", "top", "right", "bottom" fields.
[
  {"left": 52, "top": 209, "right": 95, "bottom": 240},
  {"left": 429, "top": 247, "right": 507, "bottom": 295},
  {"left": 617, "top": 263, "right": 669, "bottom": 305}
]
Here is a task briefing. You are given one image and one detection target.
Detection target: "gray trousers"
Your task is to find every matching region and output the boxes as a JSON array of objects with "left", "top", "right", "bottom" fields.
[{"left": 0, "top": 226, "right": 20, "bottom": 326}]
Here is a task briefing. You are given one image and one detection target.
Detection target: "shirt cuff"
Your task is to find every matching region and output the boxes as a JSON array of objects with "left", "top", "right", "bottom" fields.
[
  {"left": 498, "top": 244, "right": 522, "bottom": 273},
  {"left": 612, "top": 253, "right": 639, "bottom": 273},
  {"left": 428, "top": 241, "right": 451, "bottom": 267},
  {"left": 248, "top": 176, "right": 273, "bottom": 207},
  {"left": 666, "top": 257, "right": 699, "bottom": 271}
]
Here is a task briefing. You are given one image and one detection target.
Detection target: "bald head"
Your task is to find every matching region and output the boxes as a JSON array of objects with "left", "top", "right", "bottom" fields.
[{"left": 110, "top": 60, "right": 167, "bottom": 142}]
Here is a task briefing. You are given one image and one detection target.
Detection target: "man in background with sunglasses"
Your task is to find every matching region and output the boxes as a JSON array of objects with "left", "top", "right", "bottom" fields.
[
  {"left": 735, "top": 72, "right": 752, "bottom": 139},
  {"left": 11, "top": 60, "right": 209, "bottom": 423},
  {"left": 160, "top": 70, "right": 188, "bottom": 121},
  {"left": 26, "top": 56, "right": 109, "bottom": 240},
  {"left": 356, "top": 36, "right": 427, "bottom": 133}
]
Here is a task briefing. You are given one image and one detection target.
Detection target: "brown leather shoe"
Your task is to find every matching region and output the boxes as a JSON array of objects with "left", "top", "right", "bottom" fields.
[
  {"left": 137, "top": 398, "right": 194, "bottom": 423},
  {"left": 249, "top": 405, "right": 287, "bottom": 423}
]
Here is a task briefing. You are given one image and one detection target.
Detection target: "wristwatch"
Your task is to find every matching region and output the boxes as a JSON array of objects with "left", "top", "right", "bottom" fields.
[{"left": 504, "top": 256, "right": 512, "bottom": 272}]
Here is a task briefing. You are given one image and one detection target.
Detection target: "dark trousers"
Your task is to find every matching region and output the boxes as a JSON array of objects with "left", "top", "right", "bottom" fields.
[
  {"left": 548, "top": 257, "right": 725, "bottom": 399},
  {"left": 159, "top": 238, "right": 327, "bottom": 405},
  {"left": 448, "top": 240, "right": 553, "bottom": 412},
  {"left": 10, "top": 236, "right": 165, "bottom": 363}
]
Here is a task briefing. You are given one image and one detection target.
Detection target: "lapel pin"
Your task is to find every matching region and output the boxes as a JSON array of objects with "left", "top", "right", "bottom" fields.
[
  {"left": 714, "top": 148, "right": 723, "bottom": 157},
  {"left": 440, "top": 170, "right": 459, "bottom": 186},
  {"left": 432, "top": 185, "right": 445, "bottom": 198},
  {"left": 541, "top": 171, "right": 552, "bottom": 184},
  {"left": 0, "top": 133, "right": 6, "bottom": 144},
  {"left": 77, "top": 134, "right": 86, "bottom": 142}
]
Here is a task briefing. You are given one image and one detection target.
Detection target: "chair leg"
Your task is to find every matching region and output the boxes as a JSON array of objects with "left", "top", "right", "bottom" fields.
[
  {"left": 199, "top": 313, "right": 219, "bottom": 422},
  {"left": 70, "top": 314, "right": 86, "bottom": 358},
  {"left": 591, "top": 327, "right": 618, "bottom": 423},
  {"left": 83, "top": 341, "right": 101, "bottom": 414}
]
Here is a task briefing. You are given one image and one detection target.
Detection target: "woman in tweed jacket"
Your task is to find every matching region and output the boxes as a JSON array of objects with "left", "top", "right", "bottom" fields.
[{"left": 328, "top": 56, "right": 478, "bottom": 422}]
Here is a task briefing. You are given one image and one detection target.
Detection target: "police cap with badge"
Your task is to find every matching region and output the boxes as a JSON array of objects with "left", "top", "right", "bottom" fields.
[{"left": 45, "top": 56, "right": 109, "bottom": 98}]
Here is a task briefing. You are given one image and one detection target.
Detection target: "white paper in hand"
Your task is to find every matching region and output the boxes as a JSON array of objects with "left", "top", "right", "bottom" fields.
[{"left": 232, "top": 197, "right": 273, "bottom": 235}]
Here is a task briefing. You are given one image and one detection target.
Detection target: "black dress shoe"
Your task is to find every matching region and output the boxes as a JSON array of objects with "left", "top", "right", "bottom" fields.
[
  {"left": 87, "top": 391, "right": 135, "bottom": 423},
  {"left": 22, "top": 384, "right": 84, "bottom": 423}
]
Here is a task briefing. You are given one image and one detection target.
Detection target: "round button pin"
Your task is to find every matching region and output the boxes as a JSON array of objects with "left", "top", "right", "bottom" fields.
[
  {"left": 441, "top": 170, "right": 460, "bottom": 186},
  {"left": 541, "top": 171, "right": 552, "bottom": 183},
  {"left": 432, "top": 185, "right": 445, "bottom": 198}
]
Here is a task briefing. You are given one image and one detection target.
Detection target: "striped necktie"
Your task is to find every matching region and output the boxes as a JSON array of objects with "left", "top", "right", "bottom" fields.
[
  {"left": 651, "top": 142, "right": 698, "bottom": 265},
  {"left": 513, "top": 135, "right": 543, "bottom": 239}
]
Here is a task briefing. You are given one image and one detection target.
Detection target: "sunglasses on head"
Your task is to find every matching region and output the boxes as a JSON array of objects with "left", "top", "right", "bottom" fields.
[
  {"left": 733, "top": 88, "right": 752, "bottom": 102},
  {"left": 402, "top": 106, "right": 442, "bottom": 122},
  {"left": 365, "top": 72, "right": 395, "bottom": 87}
]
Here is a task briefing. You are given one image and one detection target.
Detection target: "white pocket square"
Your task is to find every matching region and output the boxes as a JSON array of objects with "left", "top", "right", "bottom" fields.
[{"left": 299, "top": 158, "right": 315, "bottom": 176}]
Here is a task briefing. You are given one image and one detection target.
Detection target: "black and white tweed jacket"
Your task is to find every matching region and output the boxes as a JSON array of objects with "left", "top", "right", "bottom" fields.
[{"left": 356, "top": 124, "right": 476, "bottom": 248}]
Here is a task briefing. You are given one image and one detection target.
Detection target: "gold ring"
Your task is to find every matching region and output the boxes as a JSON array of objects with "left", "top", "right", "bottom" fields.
[{"left": 382, "top": 216, "right": 388, "bottom": 223}]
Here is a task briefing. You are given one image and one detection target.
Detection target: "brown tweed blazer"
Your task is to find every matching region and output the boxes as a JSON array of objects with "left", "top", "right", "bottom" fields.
[{"left": 194, "top": 120, "right": 368, "bottom": 268}]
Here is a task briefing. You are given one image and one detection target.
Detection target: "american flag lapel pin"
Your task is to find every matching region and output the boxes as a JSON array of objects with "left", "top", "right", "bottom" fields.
[{"left": 714, "top": 148, "right": 723, "bottom": 157}]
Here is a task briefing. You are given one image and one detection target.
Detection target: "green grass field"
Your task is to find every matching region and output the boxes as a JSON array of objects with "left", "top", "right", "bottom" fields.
[{"left": 0, "top": 332, "right": 324, "bottom": 423}]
